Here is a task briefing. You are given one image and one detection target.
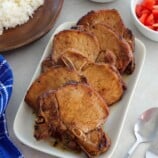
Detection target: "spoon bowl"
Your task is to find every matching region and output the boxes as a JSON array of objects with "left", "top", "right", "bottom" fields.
[
  {"left": 146, "top": 138, "right": 158, "bottom": 158},
  {"left": 127, "top": 107, "right": 158, "bottom": 157}
]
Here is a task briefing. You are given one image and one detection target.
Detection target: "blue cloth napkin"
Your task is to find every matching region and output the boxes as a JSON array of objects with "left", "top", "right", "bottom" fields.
[
  {"left": 0, "top": 55, "right": 24, "bottom": 158},
  {"left": 0, "top": 55, "right": 13, "bottom": 115}
]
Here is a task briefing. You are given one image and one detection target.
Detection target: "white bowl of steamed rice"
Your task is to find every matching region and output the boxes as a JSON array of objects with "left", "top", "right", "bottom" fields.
[{"left": 0, "top": 0, "right": 44, "bottom": 35}]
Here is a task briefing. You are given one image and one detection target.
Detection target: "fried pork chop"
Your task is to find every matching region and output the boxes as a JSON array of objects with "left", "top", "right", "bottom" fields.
[
  {"left": 77, "top": 9, "right": 135, "bottom": 74},
  {"left": 77, "top": 9, "right": 135, "bottom": 51},
  {"left": 76, "top": 23, "right": 133, "bottom": 74},
  {"left": 81, "top": 63, "right": 126, "bottom": 106},
  {"left": 59, "top": 50, "right": 126, "bottom": 106},
  {"left": 34, "top": 83, "right": 110, "bottom": 157},
  {"left": 41, "top": 55, "right": 54, "bottom": 73},
  {"left": 61, "top": 48, "right": 90, "bottom": 73},
  {"left": 96, "top": 49, "right": 117, "bottom": 66},
  {"left": 25, "top": 67, "right": 82, "bottom": 112},
  {"left": 41, "top": 49, "right": 89, "bottom": 73},
  {"left": 52, "top": 29, "right": 100, "bottom": 63}
]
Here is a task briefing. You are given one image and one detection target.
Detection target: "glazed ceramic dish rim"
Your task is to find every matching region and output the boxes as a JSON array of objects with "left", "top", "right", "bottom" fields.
[{"left": 13, "top": 22, "right": 146, "bottom": 158}]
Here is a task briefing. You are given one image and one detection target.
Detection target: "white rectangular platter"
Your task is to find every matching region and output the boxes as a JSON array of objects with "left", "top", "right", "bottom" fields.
[{"left": 13, "top": 22, "right": 146, "bottom": 158}]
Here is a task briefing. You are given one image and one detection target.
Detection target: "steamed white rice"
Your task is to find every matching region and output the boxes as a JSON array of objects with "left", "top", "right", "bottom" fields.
[{"left": 0, "top": 0, "right": 44, "bottom": 35}]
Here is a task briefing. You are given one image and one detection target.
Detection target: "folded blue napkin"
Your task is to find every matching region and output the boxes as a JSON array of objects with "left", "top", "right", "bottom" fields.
[{"left": 0, "top": 55, "right": 24, "bottom": 158}]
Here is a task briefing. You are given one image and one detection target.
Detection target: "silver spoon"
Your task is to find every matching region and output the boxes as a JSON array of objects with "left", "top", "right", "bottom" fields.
[
  {"left": 146, "top": 135, "right": 158, "bottom": 158},
  {"left": 127, "top": 107, "right": 158, "bottom": 158}
]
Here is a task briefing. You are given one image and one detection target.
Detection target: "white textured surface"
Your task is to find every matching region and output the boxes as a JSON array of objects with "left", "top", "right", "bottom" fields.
[{"left": 3, "top": 0, "right": 158, "bottom": 158}]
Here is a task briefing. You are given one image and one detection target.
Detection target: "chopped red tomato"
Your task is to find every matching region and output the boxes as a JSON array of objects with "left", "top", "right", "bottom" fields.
[
  {"left": 141, "top": 8, "right": 151, "bottom": 15},
  {"left": 155, "top": 0, "right": 158, "bottom": 4},
  {"left": 139, "top": 13, "right": 148, "bottom": 23},
  {"left": 135, "top": 0, "right": 158, "bottom": 31},
  {"left": 145, "top": 13, "right": 155, "bottom": 25},
  {"left": 153, "top": 23, "right": 158, "bottom": 27},
  {"left": 136, "top": 4, "right": 143, "bottom": 17},
  {"left": 152, "top": 24, "right": 158, "bottom": 31},
  {"left": 147, "top": 25, "right": 155, "bottom": 30},
  {"left": 153, "top": 9, "right": 158, "bottom": 19},
  {"left": 143, "top": 0, "right": 155, "bottom": 10}
]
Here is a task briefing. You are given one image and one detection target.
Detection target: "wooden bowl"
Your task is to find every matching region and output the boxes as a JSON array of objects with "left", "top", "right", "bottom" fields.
[{"left": 0, "top": 0, "right": 63, "bottom": 52}]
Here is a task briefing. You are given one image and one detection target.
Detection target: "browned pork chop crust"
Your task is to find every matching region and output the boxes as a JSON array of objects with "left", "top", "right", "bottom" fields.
[
  {"left": 25, "top": 67, "right": 82, "bottom": 112},
  {"left": 52, "top": 29, "right": 100, "bottom": 63},
  {"left": 60, "top": 48, "right": 90, "bottom": 73},
  {"left": 77, "top": 9, "right": 135, "bottom": 51},
  {"left": 34, "top": 83, "right": 110, "bottom": 157},
  {"left": 81, "top": 63, "right": 126, "bottom": 106},
  {"left": 77, "top": 23, "right": 133, "bottom": 73},
  {"left": 77, "top": 9, "right": 135, "bottom": 73}
]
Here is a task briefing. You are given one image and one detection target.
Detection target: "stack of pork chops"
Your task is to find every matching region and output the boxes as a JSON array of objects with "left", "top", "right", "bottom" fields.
[{"left": 25, "top": 9, "right": 135, "bottom": 158}]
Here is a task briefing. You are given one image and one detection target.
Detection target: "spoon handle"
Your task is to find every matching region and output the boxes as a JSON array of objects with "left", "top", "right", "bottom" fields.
[{"left": 127, "top": 140, "right": 141, "bottom": 158}]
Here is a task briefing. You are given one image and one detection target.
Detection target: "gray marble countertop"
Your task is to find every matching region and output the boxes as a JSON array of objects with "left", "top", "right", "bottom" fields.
[{"left": 3, "top": 0, "right": 158, "bottom": 158}]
